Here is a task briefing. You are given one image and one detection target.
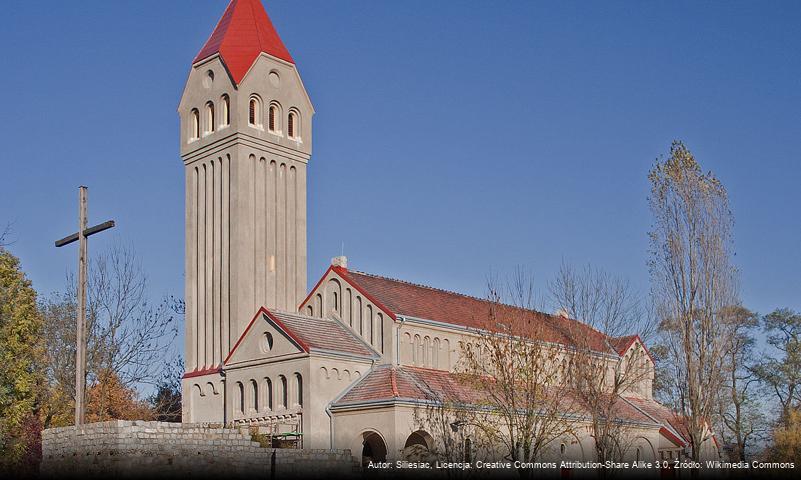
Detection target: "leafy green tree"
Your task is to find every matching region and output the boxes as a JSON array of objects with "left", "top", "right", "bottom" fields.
[{"left": 0, "top": 247, "right": 44, "bottom": 473}]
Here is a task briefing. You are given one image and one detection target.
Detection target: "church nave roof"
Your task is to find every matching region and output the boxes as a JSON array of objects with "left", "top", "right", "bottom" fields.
[{"left": 340, "top": 269, "right": 615, "bottom": 355}]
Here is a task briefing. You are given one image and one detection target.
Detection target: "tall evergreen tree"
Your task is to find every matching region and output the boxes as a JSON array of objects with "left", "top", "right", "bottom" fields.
[{"left": 0, "top": 247, "right": 44, "bottom": 473}]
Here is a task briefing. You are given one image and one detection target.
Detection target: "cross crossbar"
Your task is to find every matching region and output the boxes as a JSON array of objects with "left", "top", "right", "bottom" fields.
[{"left": 55, "top": 220, "right": 115, "bottom": 247}]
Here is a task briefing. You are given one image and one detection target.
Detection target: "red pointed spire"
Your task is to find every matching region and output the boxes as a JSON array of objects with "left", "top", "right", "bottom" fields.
[{"left": 194, "top": 0, "right": 294, "bottom": 84}]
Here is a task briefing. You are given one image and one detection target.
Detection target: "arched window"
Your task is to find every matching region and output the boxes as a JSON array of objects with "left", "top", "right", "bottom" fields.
[
  {"left": 288, "top": 110, "right": 299, "bottom": 138},
  {"left": 249, "top": 96, "right": 261, "bottom": 127},
  {"left": 357, "top": 297, "right": 364, "bottom": 334},
  {"left": 265, "top": 378, "right": 273, "bottom": 411},
  {"left": 221, "top": 94, "right": 230, "bottom": 126},
  {"left": 294, "top": 373, "right": 303, "bottom": 407},
  {"left": 250, "top": 379, "right": 258, "bottom": 412},
  {"left": 205, "top": 102, "right": 215, "bottom": 133},
  {"left": 268, "top": 103, "right": 282, "bottom": 133},
  {"left": 279, "top": 375, "right": 288, "bottom": 408},
  {"left": 190, "top": 109, "right": 200, "bottom": 140},
  {"left": 236, "top": 381, "right": 244, "bottom": 414}
]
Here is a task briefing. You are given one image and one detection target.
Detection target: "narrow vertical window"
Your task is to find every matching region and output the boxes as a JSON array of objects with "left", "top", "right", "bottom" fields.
[
  {"left": 221, "top": 94, "right": 230, "bottom": 126},
  {"left": 294, "top": 373, "right": 303, "bottom": 407},
  {"left": 249, "top": 96, "right": 261, "bottom": 127},
  {"left": 190, "top": 109, "right": 200, "bottom": 140},
  {"left": 205, "top": 102, "right": 215, "bottom": 133},
  {"left": 236, "top": 382, "right": 244, "bottom": 414},
  {"left": 288, "top": 111, "right": 296, "bottom": 138},
  {"left": 268, "top": 104, "right": 277, "bottom": 132},
  {"left": 279, "top": 375, "right": 288, "bottom": 408},
  {"left": 265, "top": 378, "right": 273, "bottom": 411},
  {"left": 250, "top": 379, "right": 258, "bottom": 412}
]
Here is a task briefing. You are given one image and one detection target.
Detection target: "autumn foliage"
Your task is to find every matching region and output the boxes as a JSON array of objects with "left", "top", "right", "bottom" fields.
[
  {"left": 770, "top": 409, "right": 801, "bottom": 463},
  {"left": 85, "top": 369, "right": 154, "bottom": 423}
]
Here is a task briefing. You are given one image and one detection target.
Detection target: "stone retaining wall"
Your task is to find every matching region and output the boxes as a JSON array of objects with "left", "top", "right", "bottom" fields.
[{"left": 41, "top": 420, "right": 358, "bottom": 478}]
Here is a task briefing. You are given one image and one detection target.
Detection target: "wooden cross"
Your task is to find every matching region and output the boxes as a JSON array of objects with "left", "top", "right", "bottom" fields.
[{"left": 55, "top": 186, "right": 115, "bottom": 426}]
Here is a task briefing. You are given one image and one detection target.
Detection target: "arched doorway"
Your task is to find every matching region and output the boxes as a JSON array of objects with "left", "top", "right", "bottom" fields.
[
  {"left": 402, "top": 430, "right": 434, "bottom": 462},
  {"left": 362, "top": 432, "right": 387, "bottom": 467}
]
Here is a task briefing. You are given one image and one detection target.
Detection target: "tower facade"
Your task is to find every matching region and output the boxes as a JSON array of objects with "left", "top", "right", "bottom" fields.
[{"left": 178, "top": 0, "right": 313, "bottom": 374}]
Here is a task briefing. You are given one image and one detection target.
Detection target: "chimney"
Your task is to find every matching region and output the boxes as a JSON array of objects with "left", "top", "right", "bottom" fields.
[
  {"left": 331, "top": 256, "right": 348, "bottom": 269},
  {"left": 555, "top": 307, "right": 570, "bottom": 318}
]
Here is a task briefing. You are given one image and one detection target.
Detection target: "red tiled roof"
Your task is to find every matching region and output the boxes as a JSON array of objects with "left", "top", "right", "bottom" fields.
[
  {"left": 270, "top": 310, "right": 377, "bottom": 358},
  {"left": 334, "top": 365, "right": 481, "bottom": 406},
  {"left": 194, "top": 0, "right": 294, "bottom": 84},
  {"left": 609, "top": 335, "right": 639, "bottom": 355},
  {"left": 623, "top": 396, "right": 688, "bottom": 446},
  {"left": 335, "top": 366, "right": 661, "bottom": 426},
  {"left": 344, "top": 270, "right": 614, "bottom": 354},
  {"left": 224, "top": 307, "right": 377, "bottom": 364}
]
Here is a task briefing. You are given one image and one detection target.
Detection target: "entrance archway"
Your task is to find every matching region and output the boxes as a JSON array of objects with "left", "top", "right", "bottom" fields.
[
  {"left": 361, "top": 431, "right": 387, "bottom": 467},
  {"left": 402, "top": 430, "right": 434, "bottom": 462}
]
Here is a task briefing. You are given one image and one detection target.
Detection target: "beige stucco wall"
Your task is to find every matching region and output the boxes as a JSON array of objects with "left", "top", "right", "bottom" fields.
[
  {"left": 178, "top": 53, "right": 313, "bottom": 383},
  {"left": 331, "top": 402, "right": 686, "bottom": 466},
  {"left": 303, "top": 269, "right": 395, "bottom": 361}
]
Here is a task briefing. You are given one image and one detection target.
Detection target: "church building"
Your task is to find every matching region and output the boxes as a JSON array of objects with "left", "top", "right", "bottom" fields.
[{"left": 179, "top": 0, "right": 718, "bottom": 465}]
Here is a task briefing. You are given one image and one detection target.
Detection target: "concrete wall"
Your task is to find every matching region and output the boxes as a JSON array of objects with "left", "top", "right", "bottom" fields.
[{"left": 41, "top": 421, "right": 355, "bottom": 478}]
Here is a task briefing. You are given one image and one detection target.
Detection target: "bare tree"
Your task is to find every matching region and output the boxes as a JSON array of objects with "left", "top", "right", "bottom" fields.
[
  {"left": 648, "top": 141, "right": 739, "bottom": 461},
  {"left": 413, "top": 400, "right": 480, "bottom": 479},
  {"left": 549, "top": 261, "right": 654, "bottom": 467},
  {"left": 40, "top": 242, "right": 178, "bottom": 426},
  {"left": 550, "top": 261, "right": 654, "bottom": 341},
  {"left": 715, "top": 306, "right": 764, "bottom": 461},
  {"left": 0, "top": 223, "right": 13, "bottom": 247},
  {"left": 457, "top": 269, "right": 578, "bottom": 478}
]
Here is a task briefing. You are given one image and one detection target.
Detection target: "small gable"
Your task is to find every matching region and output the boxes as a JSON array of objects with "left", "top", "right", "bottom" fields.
[
  {"left": 224, "top": 308, "right": 307, "bottom": 366},
  {"left": 612, "top": 335, "right": 654, "bottom": 365},
  {"left": 300, "top": 262, "right": 396, "bottom": 355}
]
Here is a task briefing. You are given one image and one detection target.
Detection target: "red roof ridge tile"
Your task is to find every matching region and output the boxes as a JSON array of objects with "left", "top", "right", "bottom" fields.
[
  {"left": 403, "top": 365, "right": 453, "bottom": 375},
  {"left": 390, "top": 367, "right": 400, "bottom": 398}
]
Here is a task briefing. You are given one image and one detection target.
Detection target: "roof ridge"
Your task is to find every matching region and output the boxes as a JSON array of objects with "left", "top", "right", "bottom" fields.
[
  {"left": 390, "top": 367, "right": 399, "bottom": 397},
  {"left": 275, "top": 310, "right": 336, "bottom": 322},
  {"left": 403, "top": 365, "right": 451, "bottom": 374}
]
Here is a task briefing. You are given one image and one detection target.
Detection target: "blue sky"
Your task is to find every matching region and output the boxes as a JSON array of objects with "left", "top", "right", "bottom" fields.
[{"left": 1, "top": 0, "right": 799, "bottom": 324}]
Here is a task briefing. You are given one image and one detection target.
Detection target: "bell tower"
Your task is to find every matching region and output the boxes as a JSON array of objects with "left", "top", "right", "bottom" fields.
[{"left": 178, "top": 0, "right": 314, "bottom": 375}]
